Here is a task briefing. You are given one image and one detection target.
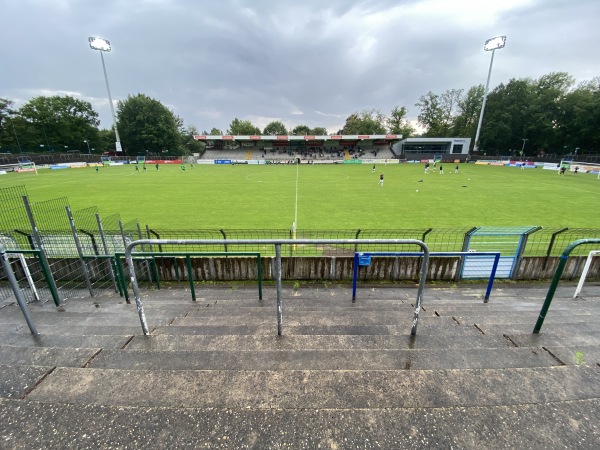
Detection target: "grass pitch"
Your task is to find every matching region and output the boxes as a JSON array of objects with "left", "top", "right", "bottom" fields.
[{"left": 0, "top": 163, "right": 598, "bottom": 229}]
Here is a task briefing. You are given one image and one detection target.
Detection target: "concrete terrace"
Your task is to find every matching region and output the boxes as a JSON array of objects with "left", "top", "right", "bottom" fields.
[{"left": 1, "top": 281, "right": 600, "bottom": 448}]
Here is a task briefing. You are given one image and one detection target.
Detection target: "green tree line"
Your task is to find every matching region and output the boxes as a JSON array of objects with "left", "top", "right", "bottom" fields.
[{"left": 1, "top": 71, "right": 598, "bottom": 156}]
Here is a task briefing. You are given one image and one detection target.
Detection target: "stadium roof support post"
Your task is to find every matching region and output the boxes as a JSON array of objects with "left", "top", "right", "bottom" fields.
[{"left": 473, "top": 35, "right": 506, "bottom": 154}]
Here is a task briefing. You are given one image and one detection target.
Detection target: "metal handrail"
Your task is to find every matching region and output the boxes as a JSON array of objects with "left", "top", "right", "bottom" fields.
[
  {"left": 124, "top": 239, "right": 430, "bottom": 336},
  {"left": 0, "top": 243, "right": 38, "bottom": 334},
  {"left": 114, "top": 251, "right": 263, "bottom": 302},
  {"left": 533, "top": 238, "right": 600, "bottom": 333},
  {"left": 352, "top": 251, "right": 500, "bottom": 304}
]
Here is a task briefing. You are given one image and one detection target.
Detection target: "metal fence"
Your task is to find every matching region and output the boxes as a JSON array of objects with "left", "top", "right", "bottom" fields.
[{"left": 2, "top": 184, "right": 600, "bottom": 306}]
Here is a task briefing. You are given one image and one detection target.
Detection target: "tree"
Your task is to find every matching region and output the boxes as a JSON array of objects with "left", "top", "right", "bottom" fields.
[
  {"left": 263, "top": 120, "right": 287, "bottom": 135},
  {"left": 0, "top": 98, "right": 19, "bottom": 151},
  {"left": 0, "top": 98, "right": 12, "bottom": 128},
  {"left": 480, "top": 78, "right": 533, "bottom": 153},
  {"left": 529, "top": 72, "right": 575, "bottom": 151},
  {"left": 310, "top": 127, "right": 328, "bottom": 136},
  {"left": 561, "top": 77, "right": 600, "bottom": 152},
  {"left": 415, "top": 89, "right": 462, "bottom": 137},
  {"left": 180, "top": 125, "right": 205, "bottom": 155},
  {"left": 387, "top": 106, "right": 415, "bottom": 138},
  {"left": 291, "top": 125, "right": 311, "bottom": 135},
  {"left": 205, "top": 128, "right": 223, "bottom": 136},
  {"left": 227, "top": 118, "right": 261, "bottom": 135},
  {"left": 117, "top": 94, "right": 183, "bottom": 155},
  {"left": 451, "top": 85, "right": 484, "bottom": 146},
  {"left": 340, "top": 109, "right": 386, "bottom": 134},
  {"left": 17, "top": 95, "right": 100, "bottom": 151}
]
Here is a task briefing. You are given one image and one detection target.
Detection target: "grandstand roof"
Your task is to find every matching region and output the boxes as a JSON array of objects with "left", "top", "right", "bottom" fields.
[{"left": 193, "top": 134, "right": 401, "bottom": 142}]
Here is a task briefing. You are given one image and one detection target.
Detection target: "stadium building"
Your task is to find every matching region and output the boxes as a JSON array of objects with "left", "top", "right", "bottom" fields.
[{"left": 393, "top": 137, "right": 472, "bottom": 162}]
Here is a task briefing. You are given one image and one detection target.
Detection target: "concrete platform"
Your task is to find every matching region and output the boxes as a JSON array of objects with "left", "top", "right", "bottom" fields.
[{"left": 1, "top": 282, "right": 600, "bottom": 448}]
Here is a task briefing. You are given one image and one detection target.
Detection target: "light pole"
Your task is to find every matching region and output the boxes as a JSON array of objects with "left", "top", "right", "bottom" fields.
[
  {"left": 473, "top": 35, "right": 506, "bottom": 154},
  {"left": 88, "top": 37, "right": 122, "bottom": 153},
  {"left": 84, "top": 140, "right": 91, "bottom": 154},
  {"left": 520, "top": 138, "right": 528, "bottom": 160}
]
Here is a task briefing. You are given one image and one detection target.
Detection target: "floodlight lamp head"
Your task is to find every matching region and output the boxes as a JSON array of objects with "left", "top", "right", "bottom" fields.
[
  {"left": 89, "top": 37, "right": 111, "bottom": 52},
  {"left": 484, "top": 35, "right": 506, "bottom": 51}
]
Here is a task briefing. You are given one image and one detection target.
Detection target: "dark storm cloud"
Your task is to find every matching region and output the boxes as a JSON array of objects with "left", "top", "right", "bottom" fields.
[{"left": 1, "top": 0, "right": 599, "bottom": 134}]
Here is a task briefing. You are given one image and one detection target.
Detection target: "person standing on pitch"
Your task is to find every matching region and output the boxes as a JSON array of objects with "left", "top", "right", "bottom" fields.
[
  {"left": 155, "top": 163, "right": 159, "bottom": 171},
  {"left": 425, "top": 162, "right": 430, "bottom": 174},
  {"left": 455, "top": 164, "right": 459, "bottom": 174},
  {"left": 439, "top": 164, "right": 444, "bottom": 175},
  {"left": 372, "top": 164, "right": 376, "bottom": 173},
  {"left": 379, "top": 173, "right": 384, "bottom": 187}
]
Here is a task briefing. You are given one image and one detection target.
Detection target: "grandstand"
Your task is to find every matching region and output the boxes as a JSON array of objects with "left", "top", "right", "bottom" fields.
[{"left": 194, "top": 134, "right": 401, "bottom": 162}]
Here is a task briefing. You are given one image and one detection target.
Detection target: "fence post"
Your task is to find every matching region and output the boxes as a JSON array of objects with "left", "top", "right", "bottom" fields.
[
  {"left": 66, "top": 206, "right": 94, "bottom": 297},
  {"left": 146, "top": 225, "right": 160, "bottom": 289},
  {"left": 512, "top": 226, "right": 542, "bottom": 280},
  {"left": 455, "top": 227, "right": 478, "bottom": 282},
  {"left": 421, "top": 228, "right": 433, "bottom": 242},
  {"left": 78, "top": 229, "right": 99, "bottom": 255},
  {"left": 21, "top": 196, "right": 61, "bottom": 306},
  {"left": 543, "top": 228, "right": 568, "bottom": 271},
  {"left": 118, "top": 220, "right": 128, "bottom": 251},
  {"left": 137, "top": 223, "right": 153, "bottom": 283},
  {"left": 354, "top": 229, "right": 362, "bottom": 253},
  {"left": 186, "top": 255, "right": 196, "bottom": 301},
  {"left": 219, "top": 229, "right": 228, "bottom": 254},
  {"left": 275, "top": 243, "right": 283, "bottom": 335},
  {"left": 96, "top": 213, "right": 119, "bottom": 293},
  {"left": 0, "top": 243, "right": 38, "bottom": 335}
]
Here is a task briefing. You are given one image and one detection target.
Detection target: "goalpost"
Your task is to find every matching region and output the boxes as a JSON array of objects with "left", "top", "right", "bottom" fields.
[{"left": 0, "top": 162, "right": 38, "bottom": 175}]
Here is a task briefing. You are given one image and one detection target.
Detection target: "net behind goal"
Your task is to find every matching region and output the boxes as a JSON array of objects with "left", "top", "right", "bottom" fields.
[
  {"left": 563, "top": 161, "right": 600, "bottom": 176},
  {"left": 0, "top": 162, "right": 38, "bottom": 175}
]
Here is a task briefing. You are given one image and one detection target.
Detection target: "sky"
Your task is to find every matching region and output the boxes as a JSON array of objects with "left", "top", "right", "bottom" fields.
[{"left": 2, "top": 0, "right": 599, "bottom": 135}]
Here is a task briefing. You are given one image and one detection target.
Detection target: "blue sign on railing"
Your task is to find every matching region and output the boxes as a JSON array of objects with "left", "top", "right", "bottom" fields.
[{"left": 358, "top": 254, "right": 371, "bottom": 266}]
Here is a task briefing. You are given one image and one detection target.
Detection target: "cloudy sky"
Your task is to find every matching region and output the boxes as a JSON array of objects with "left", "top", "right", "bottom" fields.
[{"left": 2, "top": 0, "right": 599, "bottom": 134}]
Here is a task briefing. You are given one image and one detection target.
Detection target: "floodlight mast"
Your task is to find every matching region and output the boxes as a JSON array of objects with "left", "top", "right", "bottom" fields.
[
  {"left": 473, "top": 35, "right": 506, "bottom": 154},
  {"left": 88, "top": 37, "right": 122, "bottom": 152}
]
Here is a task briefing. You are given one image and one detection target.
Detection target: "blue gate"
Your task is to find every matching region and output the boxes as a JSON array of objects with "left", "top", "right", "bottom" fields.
[{"left": 462, "top": 226, "right": 539, "bottom": 279}]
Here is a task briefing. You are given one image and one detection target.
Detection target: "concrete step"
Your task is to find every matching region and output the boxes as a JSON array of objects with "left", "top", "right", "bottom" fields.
[
  {"left": 1, "top": 396, "right": 599, "bottom": 448},
  {"left": 0, "top": 315, "right": 172, "bottom": 328},
  {"left": 25, "top": 365, "right": 600, "bottom": 409},
  {"left": 0, "top": 334, "right": 131, "bottom": 349},
  {"left": 0, "top": 345, "right": 99, "bottom": 368},
  {"left": 506, "top": 331, "right": 600, "bottom": 348},
  {"left": 542, "top": 345, "right": 600, "bottom": 366},
  {"left": 0, "top": 325, "right": 144, "bottom": 336},
  {"left": 87, "top": 347, "right": 558, "bottom": 371},
  {"left": 0, "top": 365, "right": 53, "bottom": 399},
  {"left": 152, "top": 323, "right": 482, "bottom": 336},
  {"left": 126, "top": 333, "right": 512, "bottom": 351},
  {"left": 169, "top": 312, "right": 452, "bottom": 327},
  {"left": 476, "top": 322, "right": 600, "bottom": 335}
]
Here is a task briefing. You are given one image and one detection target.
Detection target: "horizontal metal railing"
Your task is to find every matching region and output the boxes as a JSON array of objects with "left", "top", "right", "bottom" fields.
[{"left": 124, "top": 239, "right": 430, "bottom": 336}]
